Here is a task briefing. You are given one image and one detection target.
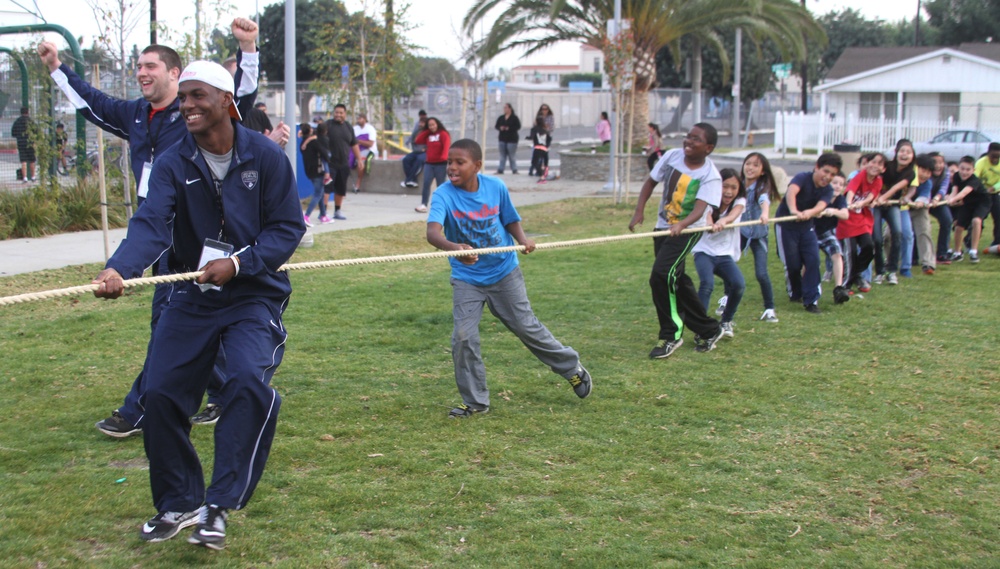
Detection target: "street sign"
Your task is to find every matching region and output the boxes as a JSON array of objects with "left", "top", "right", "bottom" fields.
[{"left": 772, "top": 63, "right": 792, "bottom": 79}]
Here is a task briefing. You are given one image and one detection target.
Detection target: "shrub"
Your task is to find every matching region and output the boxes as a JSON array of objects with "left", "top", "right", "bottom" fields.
[{"left": 0, "top": 187, "right": 56, "bottom": 238}]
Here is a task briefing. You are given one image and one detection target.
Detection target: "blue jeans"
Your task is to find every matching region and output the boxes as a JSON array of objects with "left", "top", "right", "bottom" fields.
[
  {"left": 421, "top": 162, "right": 447, "bottom": 206},
  {"left": 740, "top": 234, "right": 774, "bottom": 310},
  {"left": 872, "top": 205, "right": 902, "bottom": 273},
  {"left": 497, "top": 142, "right": 518, "bottom": 173},
  {"left": 402, "top": 151, "right": 425, "bottom": 183},
  {"left": 930, "top": 204, "right": 953, "bottom": 257},
  {"left": 899, "top": 209, "right": 914, "bottom": 272},
  {"left": 693, "top": 252, "right": 745, "bottom": 323},
  {"left": 304, "top": 176, "right": 326, "bottom": 218}
]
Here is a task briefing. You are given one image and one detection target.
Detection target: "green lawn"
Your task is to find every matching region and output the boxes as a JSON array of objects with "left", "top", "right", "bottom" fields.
[{"left": 1, "top": 198, "right": 998, "bottom": 568}]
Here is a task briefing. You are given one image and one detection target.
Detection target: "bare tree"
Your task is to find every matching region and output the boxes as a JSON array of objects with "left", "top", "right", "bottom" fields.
[{"left": 87, "top": 0, "right": 144, "bottom": 217}]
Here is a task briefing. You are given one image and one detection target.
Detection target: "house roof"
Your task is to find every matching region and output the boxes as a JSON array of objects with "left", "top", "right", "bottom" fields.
[
  {"left": 511, "top": 65, "right": 579, "bottom": 72},
  {"left": 816, "top": 45, "right": 1000, "bottom": 91},
  {"left": 825, "top": 43, "right": 1000, "bottom": 80}
]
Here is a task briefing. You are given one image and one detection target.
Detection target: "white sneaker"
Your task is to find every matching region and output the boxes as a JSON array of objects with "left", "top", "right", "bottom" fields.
[
  {"left": 760, "top": 308, "right": 779, "bottom": 323},
  {"left": 720, "top": 321, "right": 735, "bottom": 338},
  {"left": 414, "top": 204, "right": 428, "bottom": 213},
  {"left": 822, "top": 270, "right": 832, "bottom": 282},
  {"left": 887, "top": 272, "right": 898, "bottom": 285},
  {"left": 715, "top": 295, "right": 728, "bottom": 316}
]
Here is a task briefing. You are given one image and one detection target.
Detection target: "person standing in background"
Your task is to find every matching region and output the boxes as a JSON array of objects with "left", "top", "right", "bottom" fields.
[
  {"left": 596, "top": 111, "right": 611, "bottom": 147},
  {"left": 495, "top": 103, "right": 521, "bottom": 174},
  {"left": 11, "top": 107, "right": 35, "bottom": 182}
]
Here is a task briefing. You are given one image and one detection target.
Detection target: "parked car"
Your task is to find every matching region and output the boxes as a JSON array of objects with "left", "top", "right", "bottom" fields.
[{"left": 910, "top": 129, "right": 1000, "bottom": 162}]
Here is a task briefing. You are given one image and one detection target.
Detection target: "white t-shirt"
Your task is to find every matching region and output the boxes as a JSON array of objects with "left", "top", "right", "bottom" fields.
[
  {"left": 353, "top": 123, "right": 378, "bottom": 157},
  {"left": 692, "top": 197, "right": 747, "bottom": 260},
  {"left": 649, "top": 149, "right": 722, "bottom": 230}
]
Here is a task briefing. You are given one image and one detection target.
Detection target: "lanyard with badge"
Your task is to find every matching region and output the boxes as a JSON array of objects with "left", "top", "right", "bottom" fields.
[
  {"left": 137, "top": 106, "right": 169, "bottom": 199},
  {"left": 196, "top": 171, "right": 233, "bottom": 292}
]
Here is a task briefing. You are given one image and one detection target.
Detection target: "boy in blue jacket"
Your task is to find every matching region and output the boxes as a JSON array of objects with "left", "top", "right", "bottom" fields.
[
  {"left": 425, "top": 139, "right": 591, "bottom": 418},
  {"left": 91, "top": 61, "right": 305, "bottom": 550}
]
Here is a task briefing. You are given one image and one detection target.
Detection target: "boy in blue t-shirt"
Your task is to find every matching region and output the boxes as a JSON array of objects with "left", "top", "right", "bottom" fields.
[
  {"left": 426, "top": 139, "right": 592, "bottom": 418},
  {"left": 775, "top": 152, "right": 843, "bottom": 313}
]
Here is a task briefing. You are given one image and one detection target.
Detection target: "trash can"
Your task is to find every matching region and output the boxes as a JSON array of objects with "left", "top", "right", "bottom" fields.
[{"left": 833, "top": 144, "right": 862, "bottom": 171}]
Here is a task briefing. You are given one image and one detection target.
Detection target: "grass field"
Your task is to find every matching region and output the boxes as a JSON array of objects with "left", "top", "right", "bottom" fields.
[{"left": 1, "top": 198, "right": 998, "bottom": 568}]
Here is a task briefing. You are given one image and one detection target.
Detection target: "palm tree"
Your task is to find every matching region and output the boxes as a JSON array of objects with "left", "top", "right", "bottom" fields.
[{"left": 463, "top": 0, "right": 825, "bottom": 141}]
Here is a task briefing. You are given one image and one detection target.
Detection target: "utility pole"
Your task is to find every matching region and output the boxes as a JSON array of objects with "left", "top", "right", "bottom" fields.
[
  {"left": 915, "top": 0, "right": 922, "bottom": 46},
  {"left": 800, "top": 0, "right": 808, "bottom": 113},
  {"left": 731, "top": 27, "right": 742, "bottom": 149},
  {"left": 150, "top": 0, "right": 156, "bottom": 44},
  {"left": 604, "top": 0, "right": 621, "bottom": 192}
]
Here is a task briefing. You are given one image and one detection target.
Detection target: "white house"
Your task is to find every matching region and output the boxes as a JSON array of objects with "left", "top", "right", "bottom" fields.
[{"left": 778, "top": 44, "right": 1000, "bottom": 153}]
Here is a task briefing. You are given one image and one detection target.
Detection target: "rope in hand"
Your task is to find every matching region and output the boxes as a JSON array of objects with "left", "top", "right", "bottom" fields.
[{"left": 0, "top": 196, "right": 956, "bottom": 307}]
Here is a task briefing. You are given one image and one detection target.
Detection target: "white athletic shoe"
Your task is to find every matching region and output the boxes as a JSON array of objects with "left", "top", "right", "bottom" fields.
[
  {"left": 715, "top": 295, "right": 728, "bottom": 316},
  {"left": 760, "top": 309, "right": 779, "bottom": 323}
]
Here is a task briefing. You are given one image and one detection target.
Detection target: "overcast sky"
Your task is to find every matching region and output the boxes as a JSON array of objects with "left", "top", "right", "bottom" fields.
[{"left": 3, "top": 0, "right": 925, "bottom": 71}]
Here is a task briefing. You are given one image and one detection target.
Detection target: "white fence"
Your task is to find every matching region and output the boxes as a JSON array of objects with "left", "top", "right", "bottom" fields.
[{"left": 774, "top": 110, "right": 1000, "bottom": 155}]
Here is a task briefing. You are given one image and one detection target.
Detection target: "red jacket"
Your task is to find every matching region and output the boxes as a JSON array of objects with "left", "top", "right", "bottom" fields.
[{"left": 414, "top": 129, "right": 451, "bottom": 164}]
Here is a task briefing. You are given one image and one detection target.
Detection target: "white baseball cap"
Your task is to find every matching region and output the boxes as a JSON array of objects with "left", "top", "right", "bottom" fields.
[{"left": 178, "top": 60, "right": 242, "bottom": 120}]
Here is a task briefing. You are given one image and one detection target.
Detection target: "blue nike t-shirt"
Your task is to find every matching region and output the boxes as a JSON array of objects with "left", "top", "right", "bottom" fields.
[{"left": 428, "top": 174, "right": 522, "bottom": 286}]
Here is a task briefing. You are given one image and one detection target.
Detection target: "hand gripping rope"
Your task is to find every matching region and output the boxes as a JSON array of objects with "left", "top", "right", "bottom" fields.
[{"left": 0, "top": 197, "right": 955, "bottom": 307}]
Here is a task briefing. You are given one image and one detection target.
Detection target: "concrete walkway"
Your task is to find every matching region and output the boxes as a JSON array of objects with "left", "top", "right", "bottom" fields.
[{"left": 0, "top": 176, "right": 608, "bottom": 278}]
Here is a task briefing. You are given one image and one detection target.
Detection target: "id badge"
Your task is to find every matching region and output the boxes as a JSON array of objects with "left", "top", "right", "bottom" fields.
[
  {"left": 196, "top": 238, "right": 235, "bottom": 292},
  {"left": 137, "top": 161, "right": 153, "bottom": 198}
]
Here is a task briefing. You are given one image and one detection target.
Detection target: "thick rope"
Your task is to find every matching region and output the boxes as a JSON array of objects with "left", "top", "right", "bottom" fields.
[{"left": 0, "top": 196, "right": 951, "bottom": 307}]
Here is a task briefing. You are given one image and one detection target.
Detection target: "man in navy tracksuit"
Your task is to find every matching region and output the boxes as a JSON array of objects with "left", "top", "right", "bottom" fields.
[
  {"left": 92, "top": 61, "right": 305, "bottom": 549},
  {"left": 39, "top": 19, "right": 268, "bottom": 436}
]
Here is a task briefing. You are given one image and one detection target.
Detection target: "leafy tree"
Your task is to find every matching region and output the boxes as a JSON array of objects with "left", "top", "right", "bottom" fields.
[
  {"left": 258, "top": 0, "right": 352, "bottom": 83},
  {"left": 925, "top": 0, "right": 1000, "bottom": 45},
  {"left": 462, "top": 0, "right": 823, "bottom": 143},
  {"left": 412, "top": 57, "right": 472, "bottom": 86}
]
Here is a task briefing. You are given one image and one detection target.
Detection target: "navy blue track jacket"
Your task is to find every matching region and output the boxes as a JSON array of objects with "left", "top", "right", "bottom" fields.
[
  {"left": 49, "top": 50, "right": 260, "bottom": 194},
  {"left": 106, "top": 122, "right": 306, "bottom": 305}
]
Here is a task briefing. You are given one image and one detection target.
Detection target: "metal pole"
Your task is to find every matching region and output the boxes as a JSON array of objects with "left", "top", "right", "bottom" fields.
[
  {"left": 604, "top": 0, "right": 621, "bottom": 192},
  {"left": 283, "top": 0, "right": 297, "bottom": 167},
  {"left": 731, "top": 27, "right": 742, "bottom": 149}
]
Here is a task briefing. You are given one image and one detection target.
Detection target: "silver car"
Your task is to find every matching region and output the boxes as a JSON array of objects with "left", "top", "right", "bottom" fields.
[{"left": 912, "top": 130, "right": 1000, "bottom": 162}]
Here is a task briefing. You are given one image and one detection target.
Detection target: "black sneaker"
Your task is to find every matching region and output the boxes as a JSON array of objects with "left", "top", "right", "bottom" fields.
[
  {"left": 805, "top": 303, "right": 822, "bottom": 314},
  {"left": 448, "top": 404, "right": 489, "bottom": 419},
  {"left": 951, "top": 251, "right": 964, "bottom": 262},
  {"left": 566, "top": 366, "right": 592, "bottom": 399},
  {"left": 694, "top": 327, "right": 724, "bottom": 353},
  {"left": 649, "top": 338, "right": 683, "bottom": 359},
  {"left": 96, "top": 410, "right": 141, "bottom": 438},
  {"left": 139, "top": 508, "right": 203, "bottom": 542},
  {"left": 190, "top": 404, "right": 222, "bottom": 425},
  {"left": 188, "top": 504, "right": 228, "bottom": 550},
  {"left": 970, "top": 250, "right": 980, "bottom": 263},
  {"left": 833, "top": 286, "right": 851, "bottom": 305}
]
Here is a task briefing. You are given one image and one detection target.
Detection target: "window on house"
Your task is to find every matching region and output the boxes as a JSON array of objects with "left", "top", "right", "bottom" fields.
[
  {"left": 859, "top": 92, "right": 902, "bottom": 119},
  {"left": 594, "top": 58, "right": 601, "bottom": 73},
  {"left": 939, "top": 92, "right": 960, "bottom": 122}
]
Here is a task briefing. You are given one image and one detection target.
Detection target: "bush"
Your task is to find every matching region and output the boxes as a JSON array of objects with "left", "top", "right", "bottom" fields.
[
  {"left": 0, "top": 175, "right": 131, "bottom": 239},
  {"left": 0, "top": 187, "right": 56, "bottom": 238}
]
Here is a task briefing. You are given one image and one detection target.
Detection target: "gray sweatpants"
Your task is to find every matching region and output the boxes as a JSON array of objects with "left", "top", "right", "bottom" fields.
[{"left": 450, "top": 267, "right": 580, "bottom": 410}]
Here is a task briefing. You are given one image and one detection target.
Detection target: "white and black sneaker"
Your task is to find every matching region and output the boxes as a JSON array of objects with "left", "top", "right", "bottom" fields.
[
  {"left": 96, "top": 410, "right": 141, "bottom": 438},
  {"left": 188, "top": 504, "right": 228, "bottom": 550},
  {"left": 694, "top": 327, "right": 725, "bottom": 353},
  {"left": 715, "top": 295, "right": 728, "bottom": 316},
  {"left": 139, "top": 508, "right": 203, "bottom": 542},
  {"left": 190, "top": 404, "right": 222, "bottom": 425}
]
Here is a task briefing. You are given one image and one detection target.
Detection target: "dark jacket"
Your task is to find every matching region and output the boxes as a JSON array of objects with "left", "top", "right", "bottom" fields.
[
  {"left": 495, "top": 113, "right": 521, "bottom": 144},
  {"left": 49, "top": 50, "right": 259, "bottom": 198},
  {"left": 106, "top": 121, "right": 305, "bottom": 306}
]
